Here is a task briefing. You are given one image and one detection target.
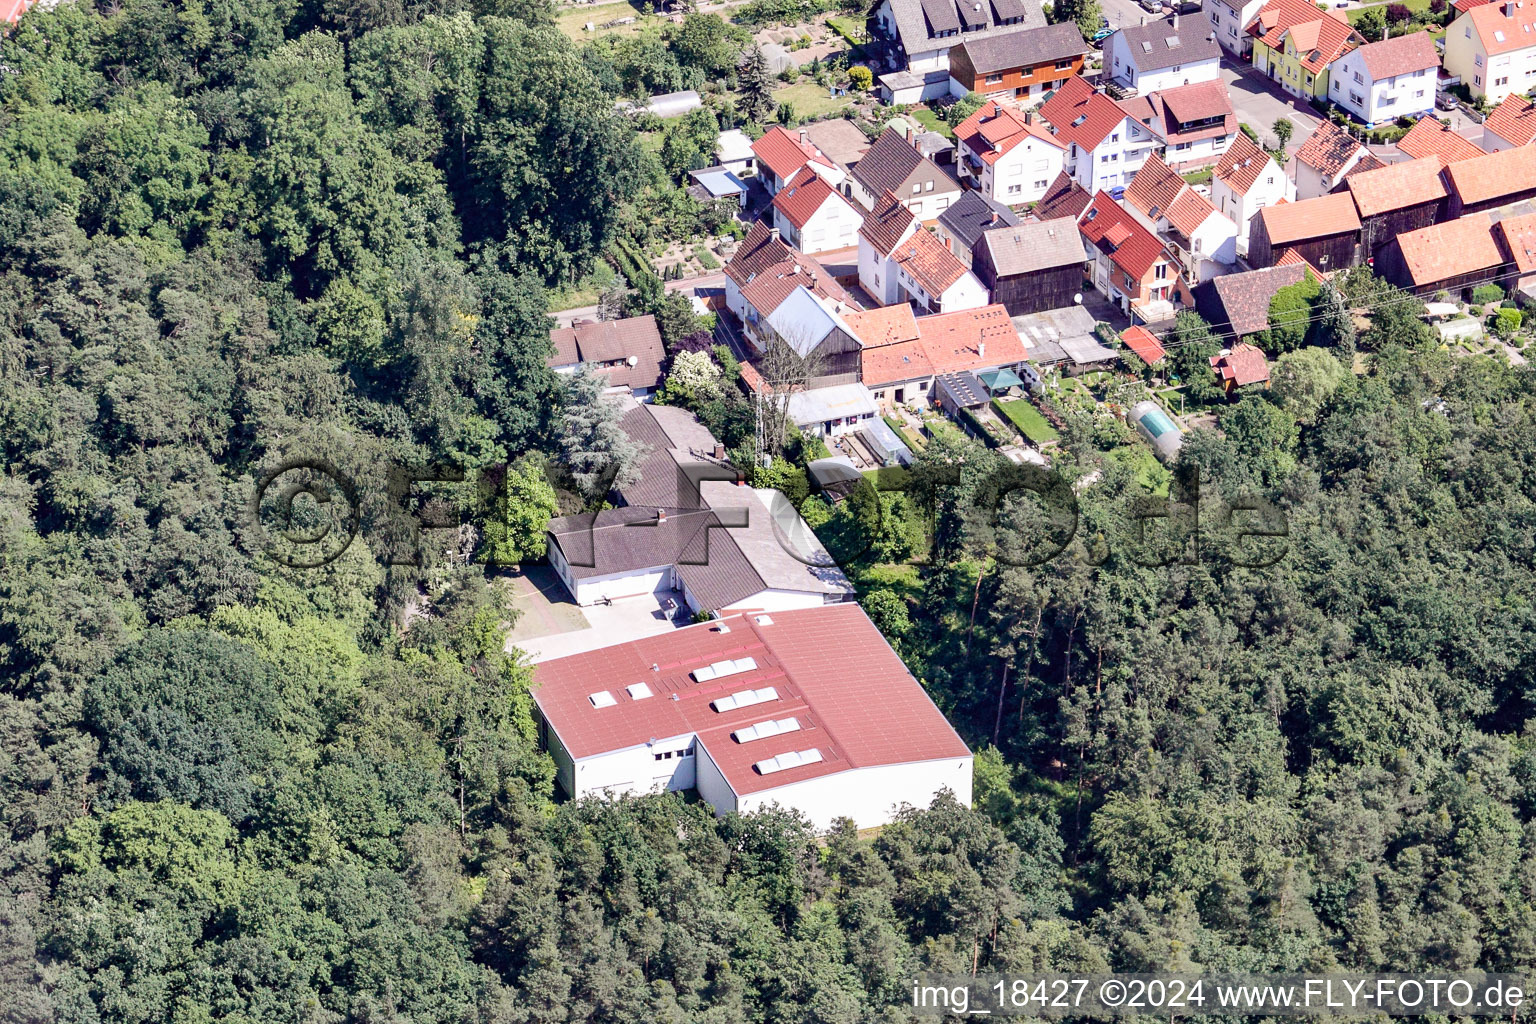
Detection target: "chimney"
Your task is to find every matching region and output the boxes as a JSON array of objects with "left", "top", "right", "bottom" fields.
[
  {"left": 978, "top": 341, "right": 986, "bottom": 359},
  {"left": 1023, "top": 110, "right": 1034, "bottom": 125},
  {"left": 1172, "top": 12, "right": 1180, "bottom": 28},
  {"left": 1505, "top": 0, "right": 1516, "bottom": 15},
  {"left": 799, "top": 127, "right": 809, "bottom": 143},
  {"left": 657, "top": 508, "right": 668, "bottom": 524},
  {"left": 990, "top": 209, "right": 1001, "bottom": 224},
  {"left": 907, "top": 126, "right": 916, "bottom": 144},
  {"left": 713, "top": 443, "right": 726, "bottom": 459},
  {"left": 769, "top": 226, "right": 780, "bottom": 242}
]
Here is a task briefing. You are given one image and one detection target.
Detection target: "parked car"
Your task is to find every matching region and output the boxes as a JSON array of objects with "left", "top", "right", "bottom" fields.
[
  {"left": 1091, "top": 25, "right": 1115, "bottom": 41},
  {"left": 1435, "top": 91, "right": 1457, "bottom": 111},
  {"left": 1109, "top": 185, "right": 1127, "bottom": 200},
  {"left": 1139, "top": 0, "right": 1162, "bottom": 11}
]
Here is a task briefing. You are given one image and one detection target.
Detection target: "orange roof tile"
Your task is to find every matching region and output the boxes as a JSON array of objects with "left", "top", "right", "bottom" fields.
[
  {"left": 771, "top": 167, "right": 850, "bottom": 229},
  {"left": 1293, "top": 119, "right": 1369, "bottom": 177},
  {"left": 891, "top": 229, "right": 970, "bottom": 296},
  {"left": 860, "top": 338, "right": 934, "bottom": 386},
  {"left": 1344, "top": 155, "right": 1447, "bottom": 217},
  {"left": 843, "top": 304, "right": 921, "bottom": 347},
  {"left": 1466, "top": 0, "right": 1536, "bottom": 56},
  {"left": 1124, "top": 153, "right": 1218, "bottom": 236},
  {"left": 1214, "top": 132, "right": 1276, "bottom": 195},
  {"left": 916, "top": 304, "right": 1028, "bottom": 373},
  {"left": 1395, "top": 116, "right": 1486, "bottom": 163},
  {"left": 1258, "top": 192, "right": 1361, "bottom": 244},
  {"left": 1080, "top": 192, "right": 1174, "bottom": 279},
  {"left": 752, "top": 125, "right": 833, "bottom": 181},
  {"left": 1354, "top": 31, "right": 1440, "bottom": 79},
  {"left": 1391, "top": 213, "right": 1503, "bottom": 286},
  {"left": 955, "top": 101, "right": 1064, "bottom": 166},
  {"left": 1121, "top": 325, "right": 1166, "bottom": 364},
  {"left": 1247, "top": 0, "right": 1359, "bottom": 72},
  {"left": 1495, "top": 210, "right": 1536, "bottom": 271},
  {"left": 1211, "top": 342, "right": 1270, "bottom": 386},
  {"left": 1484, "top": 93, "right": 1536, "bottom": 147},
  {"left": 1444, "top": 145, "right": 1536, "bottom": 206}
]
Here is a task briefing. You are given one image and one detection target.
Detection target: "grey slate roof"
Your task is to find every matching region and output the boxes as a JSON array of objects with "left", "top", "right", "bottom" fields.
[
  {"left": 884, "top": 0, "right": 1046, "bottom": 57},
  {"left": 938, "top": 191, "right": 1020, "bottom": 255},
  {"left": 1200, "top": 264, "right": 1308, "bottom": 337},
  {"left": 980, "top": 217, "right": 1087, "bottom": 276},
  {"left": 1114, "top": 16, "right": 1220, "bottom": 72},
  {"left": 948, "top": 21, "right": 1089, "bottom": 75}
]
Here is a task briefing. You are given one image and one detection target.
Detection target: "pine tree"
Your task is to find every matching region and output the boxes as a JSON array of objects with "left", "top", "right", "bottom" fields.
[
  {"left": 739, "top": 45, "right": 777, "bottom": 123},
  {"left": 556, "top": 366, "right": 647, "bottom": 498},
  {"left": 1317, "top": 279, "right": 1357, "bottom": 355},
  {"left": 597, "top": 275, "right": 628, "bottom": 321}
]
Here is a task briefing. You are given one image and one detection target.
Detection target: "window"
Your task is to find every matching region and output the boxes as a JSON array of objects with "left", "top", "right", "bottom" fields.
[
  {"left": 986, "top": 73, "right": 1004, "bottom": 84},
  {"left": 925, "top": 180, "right": 934, "bottom": 191},
  {"left": 1056, "top": 58, "right": 1073, "bottom": 69},
  {"left": 1111, "top": 132, "right": 1120, "bottom": 142},
  {"left": 1008, "top": 183, "right": 1022, "bottom": 194},
  {"left": 1475, "top": 74, "right": 1483, "bottom": 85},
  {"left": 1175, "top": 141, "right": 1192, "bottom": 151},
  {"left": 1155, "top": 263, "right": 1169, "bottom": 279},
  {"left": 1350, "top": 91, "right": 1364, "bottom": 105},
  {"left": 1172, "top": 64, "right": 1182, "bottom": 72},
  {"left": 1415, "top": 90, "right": 1425, "bottom": 98},
  {"left": 1035, "top": 179, "right": 1048, "bottom": 189},
  {"left": 912, "top": 183, "right": 922, "bottom": 194},
  {"left": 1496, "top": 76, "right": 1509, "bottom": 86},
  {"left": 1266, "top": 175, "right": 1274, "bottom": 184},
  {"left": 1124, "top": 273, "right": 1135, "bottom": 289},
  {"left": 1475, "top": 54, "right": 1484, "bottom": 67},
  {"left": 1353, "top": 71, "right": 1363, "bottom": 83},
  {"left": 1380, "top": 94, "right": 1395, "bottom": 106},
  {"left": 1229, "top": 24, "right": 1237, "bottom": 36}
]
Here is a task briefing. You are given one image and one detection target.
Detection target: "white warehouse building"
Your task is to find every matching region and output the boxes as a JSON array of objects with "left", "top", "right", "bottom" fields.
[{"left": 530, "top": 604, "right": 975, "bottom": 831}]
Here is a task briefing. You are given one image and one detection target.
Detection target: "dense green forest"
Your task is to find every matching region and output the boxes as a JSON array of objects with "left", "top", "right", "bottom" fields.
[{"left": 4, "top": 0, "right": 1536, "bottom": 1021}]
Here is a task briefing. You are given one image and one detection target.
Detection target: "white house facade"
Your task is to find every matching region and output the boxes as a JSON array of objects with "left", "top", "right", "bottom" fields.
[
  {"left": 1104, "top": 15, "right": 1223, "bottom": 94},
  {"left": 1329, "top": 33, "right": 1439, "bottom": 127}
]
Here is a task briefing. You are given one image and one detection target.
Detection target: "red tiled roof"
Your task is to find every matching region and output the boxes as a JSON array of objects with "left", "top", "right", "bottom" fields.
[
  {"left": 1354, "top": 31, "right": 1440, "bottom": 79},
  {"left": 1395, "top": 116, "right": 1485, "bottom": 163},
  {"left": 1453, "top": 0, "right": 1491, "bottom": 12},
  {"left": 843, "top": 304, "right": 921, "bottom": 347},
  {"left": 1039, "top": 76, "right": 1129, "bottom": 151},
  {"left": 1034, "top": 170, "right": 1093, "bottom": 221},
  {"left": 1391, "top": 212, "right": 1503, "bottom": 287},
  {"left": 1495, "top": 210, "right": 1536, "bottom": 271},
  {"left": 771, "top": 166, "right": 848, "bottom": 229},
  {"left": 1466, "top": 1, "right": 1536, "bottom": 56},
  {"left": 1120, "top": 82, "right": 1238, "bottom": 146},
  {"left": 891, "top": 228, "right": 969, "bottom": 296},
  {"left": 1123, "top": 153, "right": 1218, "bottom": 236},
  {"left": 1275, "top": 247, "right": 1328, "bottom": 278},
  {"left": 548, "top": 315, "right": 665, "bottom": 390},
  {"left": 752, "top": 125, "right": 832, "bottom": 181},
  {"left": 1211, "top": 342, "right": 1270, "bottom": 386},
  {"left": 955, "top": 100, "right": 1065, "bottom": 166},
  {"left": 1080, "top": 192, "right": 1173, "bottom": 280},
  {"left": 1344, "top": 155, "right": 1447, "bottom": 217},
  {"left": 859, "top": 304, "right": 1026, "bottom": 384},
  {"left": 1293, "top": 118, "right": 1369, "bottom": 177},
  {"left": 2, "top": 0, "right": 32, "bottom": 25},
  {"left": 530, "top": 605, "right": 971, "bottom": 796},
  {"left": 727, "top": 222, "right": 852, "bottom": 313},
  {"left": 1121, "top": 325, "right": 1166, "bottom": 364},
  {"left": 1444, "top": 145, "right": 1536, "bottom": 206},
  {"left": 1484, "top": 94, "right": 1536, "bottom": 147},
  {"left": 1258, "top": 191, "right": 1361, "bottom": 244},
  {"left": 1214, "top": 132, "right": 1275, "bottom": 195},
  {"left": 1247, "top": 0, "right": 1359, "bottom": 72}
]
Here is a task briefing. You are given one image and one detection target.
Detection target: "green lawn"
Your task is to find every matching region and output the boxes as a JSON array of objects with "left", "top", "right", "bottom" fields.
[
  {"left": 555, "top": 1, "right": 649, "bottom": 40},
  {"left": 1346, "top": 0, "right": 1434, "bottom": 21},
  {"left": 910, "top": 106, "right": 954, "bottom": 140},
  {"left": 1181, "top": 168, "right": 1213, "bottom": 186},
  {"left": 993, "top": 398, "right": 1060, "bottom": 444},
  {"left": 924, "top": 417, "right": 966, "bottom": 444},
  {"left": 1110, "top": 446, "right": 1171, "bottom": 497},
  {"left": 774, "top": 81, "right": 858, "bottom": 121}
]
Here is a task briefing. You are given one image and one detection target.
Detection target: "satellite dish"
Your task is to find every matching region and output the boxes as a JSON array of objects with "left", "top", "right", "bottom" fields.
[
  {"left": 627, "top": 355, "right": 639, "bottom": 366},
  {"left": 1074, "top": 292, "right": 1084, "bottom": 304}
]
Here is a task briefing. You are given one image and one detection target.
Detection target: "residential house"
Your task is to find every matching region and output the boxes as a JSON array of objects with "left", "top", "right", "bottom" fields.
[
  {"left": 1329, "top": 31, "right": 1440, "bottom": 126},
  {"left": 724, "top": 222, "right": 858, "bottom": 352},
  {"left": 1211, "top": 132, "right": 1294, "bottom": 255},
  {"left": 1078, "top": 191, "right": 1191, "bottom": 320},
  {"left": 890, "top": 228, "right": 990, "bottom": 313},
  {"left": 953, "top": 101, "right": 1067, "bottom": 205},
  {"left": 543, "top": 404, "right": 855, "bottom": 612},
  {"left": 871, "top": 0, "right": 1048, "bottom": 101},
  {"left": 1204, "top": 0, "right": 1270, "bottom": 56},
  {"left": 1105, "top": 14, "right": 1223, "bottom": 95},
  {"left": 770, "top": 167, "right": 865, "bottom": 254},
  {"left": 1249, "top": 192, "right": 1361, "bottom": 269},
  {"left": 945, "top": 22, "right": 1089, "bottom": 104},
  {"left": 1375, "top": 212, "right": 1505, "bottom": 294},
  {"left": 751, "top": 125, "right": 842, "bottom": 196},
  {"left": 1210, "top": 342, "right": 1271, "bottom": 393},
  {"left": 858, "top": 191, "right": 924, "bottom": 305},
  {"left": 1246, "top": 0, "right": 1360, "bottom": 101},
  {"left": 1290, "top": 119, "right": 1384, "bottom": 199},
  {"left": 1483, "top": 92, "right": 1536, "bottom": 150},
  {"left": 1444, "top": 0, "right": 1536, "bottom": 105},
  {"left": 715, "top": 128, "right": 756, "bottom": 178},
  {"left": 1039, "top": 76, "right": 1158, "bottom": 192},
  {"left": 1395, "top": 115, "right": 1487, "bottom": 162},
  {"left": 850, "top": 127, "right": 963, "bottom": 220},
  {"left": 854, "top": 303, "right": 1029, "bottom": 407},
  {"left": 1493, "top": 210, "right": 1536, "bottom": 295},
  {"left": 1118, "top": 79, "right": 1239, "bottom": 170},
  {"left": 785, "top": 382, "right": 881, "bottom": 437},
  {"left": 972, "top": 217, "right": 1087, "bottom": 315},
  {"left": 802, "top": 119, "right": 874, "bottom": 183},
  {"left": 529, "top": 604, "right": 973, "bottom": 830},
  {"left": 1192, "top": 263, "right": 1310, "bottom": 340},
  {"left": 688, "top": 167, "right": 749, "bottom": 208},
  {"left": 760, "top": 285, "right": 865, "bottom": 379},
  {"left": 1344, "top": 155, "right": 1449, "bottom": 255},
  {"left": 548, "top": 315, "right": 666, "bottom": 397},
  {"left": 935, "top": 190, "right": 1020, "bottom": 267},
  {"left": 1443, "top": 144, "right": 1536, "bottom": 215},
  {"left": 1034, "top": 170, "right": 1095, "bottom": 220},
  {"left": 1122, "top": 153, "right": 1238, "bottom": 280}
]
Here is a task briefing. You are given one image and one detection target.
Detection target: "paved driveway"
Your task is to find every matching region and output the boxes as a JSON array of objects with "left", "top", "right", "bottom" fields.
[{"left": 1221, "top": 59, "right": 1322, "bottom": 153}]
